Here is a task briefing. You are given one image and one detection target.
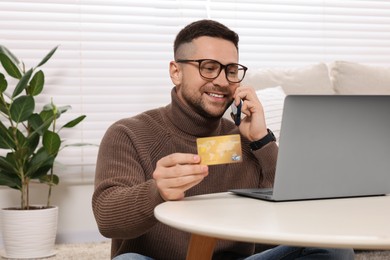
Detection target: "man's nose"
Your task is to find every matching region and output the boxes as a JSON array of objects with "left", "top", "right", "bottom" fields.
[{"left": 212, "top": 69, "right": 230, "bottom": 87}]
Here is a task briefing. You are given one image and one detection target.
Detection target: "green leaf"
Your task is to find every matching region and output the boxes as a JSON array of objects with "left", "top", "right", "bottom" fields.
[
  {"left": 13, "top": 147, "right": 31, "bottom": 166},
  {"left": 63, "top": 115, "right": 86, "bottom": 128},
  {"left": 0, "top": 171, "right": 21, "bottom": 190},
  {"left": 28, "top": 110, "right": 55, "bottom": 138},
  {"left": 43, "top": 103, "right": 55, "bottom": 111},
  {"left": 12, "top": 68, "right": 33, "bottom": 98},
  {"left": 0, "top": 72, "right": 7, "bottom": 92},
  {"left": 0, "top": 100, "right": 8, "bottom": 115},
  {"left": 42, "top": 102, "right": 58, "bottom": 119},
  {"left": 0, "top": 156, "right": 18, "bottom": 173},
  {"left": 0, "top": 45, "right": 21, "bottom": 67},
  {"left": 39, "top": 109, "right": 54, "bottom": 124},
  {"left": 26, "top": 148, "right": 55, "bottom": 178},
  {"left": 0, "top": 122, "right": 14, "bottom": 149},
  {"left": 10, "top": 95, "right": 35, "bottom": 123},
  {"left": 0, "top": 88, "right": 10, "bottom": 115},
  {"left": 28, "top": 113, "right": 45, "bottom": 135},
  {"left": 26, "top": 132, "right": 40, "bottom": 155},
  {"left": 39, "top": 174, "right": 59, "bottom": 186},
  {"left": 28, "top": 70, "right": 44, "bottom": 96},
  {"left": 0, "top": 53, "right": 22, "bottom": 79},
  {"left": 57, "top": 105, "right": 71, "bottom": 115},
  {"left": 30, "top": 164, "right": 52, "bottom": 179},
  {"left": 36, "top": 46, "right": 58, "bottom": 67},
  {"left": 0, "top": 155, "right": 20, "bottom": 190},
  {"left": 43, "top": 130, "right": 61, "bottom": 155},
  {"left": 14, "top": 127, "right": 28, "bottom": 149}
]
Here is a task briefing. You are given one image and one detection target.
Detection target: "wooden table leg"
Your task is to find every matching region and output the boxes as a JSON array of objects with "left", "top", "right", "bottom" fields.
[{"left": 186, "top": 233, "right": 217, "bottom": 260}]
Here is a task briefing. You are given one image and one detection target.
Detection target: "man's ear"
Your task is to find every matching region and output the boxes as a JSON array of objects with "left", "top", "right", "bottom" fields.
[{"left": 169, "top": 61, "right": 182, "bottom": 86}]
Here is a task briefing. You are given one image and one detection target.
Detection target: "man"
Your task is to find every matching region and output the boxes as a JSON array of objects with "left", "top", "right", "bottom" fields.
[{"left": 92, "top": 19, "right": 354, "bottom": 260}]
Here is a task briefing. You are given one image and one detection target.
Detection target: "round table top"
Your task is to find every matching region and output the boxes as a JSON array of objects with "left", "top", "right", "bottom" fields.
[{"left": 154, "top": 192, "right": 390, "bottom": 249}]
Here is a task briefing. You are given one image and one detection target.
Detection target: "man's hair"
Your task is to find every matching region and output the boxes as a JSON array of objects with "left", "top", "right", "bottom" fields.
[{"left": 174, "top": 19, "right": 239, "bottom": 59}]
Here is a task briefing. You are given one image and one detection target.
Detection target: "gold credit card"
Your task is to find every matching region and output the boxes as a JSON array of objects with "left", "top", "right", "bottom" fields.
[{"left": 196, "top": 134, "right": 242, "bottom": 165}]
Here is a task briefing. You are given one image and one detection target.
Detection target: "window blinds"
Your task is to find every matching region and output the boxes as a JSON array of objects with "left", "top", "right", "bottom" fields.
[{"left": 1, "top": 0, "right": 390, "bottom": 183}]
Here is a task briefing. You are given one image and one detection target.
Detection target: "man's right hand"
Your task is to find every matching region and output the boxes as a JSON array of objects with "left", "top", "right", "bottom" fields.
[{"left": 153, "top": 153, "right": 209, "bottom": 201}]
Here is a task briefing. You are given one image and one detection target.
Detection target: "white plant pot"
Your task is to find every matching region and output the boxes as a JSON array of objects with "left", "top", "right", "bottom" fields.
[{"left": 1, "top": 206, "right": 58, "bottom": 259}]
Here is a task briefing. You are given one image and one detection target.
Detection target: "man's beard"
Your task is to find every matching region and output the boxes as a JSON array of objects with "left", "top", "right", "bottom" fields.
[
  {"left": 193, "top": 98, "right": 231, "bottom": 118},
  {"left": 178, "top": 82, "right": 233, "bottom": 118},
  {"left": 181, "top": 92, "right": 231, "bottom": 118}
]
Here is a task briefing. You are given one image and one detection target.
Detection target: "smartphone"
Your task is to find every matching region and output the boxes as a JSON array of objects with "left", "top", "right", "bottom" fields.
[{"left": 230, "top": 100, "right": 242, "bottom": 126}]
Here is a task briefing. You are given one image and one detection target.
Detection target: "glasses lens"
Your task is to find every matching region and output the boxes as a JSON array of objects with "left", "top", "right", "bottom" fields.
[
  {"left": 199, "top": 60, "right": 221, "bottom": 79},
  {"left": 197, "top": 59, "right": 246, "bottom": 83},
  {"left": 226, "top": 64, "right": 246, "bottom": 83}
]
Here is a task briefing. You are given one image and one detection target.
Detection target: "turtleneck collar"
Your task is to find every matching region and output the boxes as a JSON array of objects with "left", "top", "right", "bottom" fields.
[{"left": 164, "top": 87, "right": 223, "bottom": 137}]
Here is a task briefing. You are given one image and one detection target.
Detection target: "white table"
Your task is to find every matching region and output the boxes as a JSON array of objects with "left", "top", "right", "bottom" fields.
[{"left": 154, "top": 192, "right": 390, "bottom": 260}]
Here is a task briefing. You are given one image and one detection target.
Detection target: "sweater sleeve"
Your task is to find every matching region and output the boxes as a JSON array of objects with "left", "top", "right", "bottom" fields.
[
  {"left": 252, "top": 141, "right": 278, "bottom": 188},
  {"left": 92, "top": 121, "right": 165, "bottom": 239}
]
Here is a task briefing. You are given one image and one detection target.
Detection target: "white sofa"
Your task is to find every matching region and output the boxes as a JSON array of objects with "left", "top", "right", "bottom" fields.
[{"left": 242, "top": 61, "right": 390, "bottom": 141}]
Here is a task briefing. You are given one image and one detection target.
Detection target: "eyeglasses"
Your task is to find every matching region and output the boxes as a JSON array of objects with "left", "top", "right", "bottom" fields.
[{"left": 176, "top": 59, "right": 248, "bottom": 83}]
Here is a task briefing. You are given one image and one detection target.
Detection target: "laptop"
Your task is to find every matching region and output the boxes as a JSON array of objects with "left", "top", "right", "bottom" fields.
[{"left": 230, "top": 95, "right": 390, "bottom": 201}]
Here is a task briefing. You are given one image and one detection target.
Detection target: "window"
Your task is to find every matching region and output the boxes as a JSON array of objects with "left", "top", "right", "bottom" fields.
[{"left": 1, "top": 0, "right": 390, "bottom": 182}]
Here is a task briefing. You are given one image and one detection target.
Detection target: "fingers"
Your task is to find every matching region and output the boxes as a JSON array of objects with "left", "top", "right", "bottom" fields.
[
  {"left": 234, "top": 86, "right": 263, "bottom": 117},
  {"left": 157, "top": 175, "right": 205, "bottom": 201},
  {"left": 153, "top": 153, "right": 209, "bottom": 201},
  {"left": 233, "top": 86, "right": 268, "bottom": 141},
  {"left": 157, "top": 153, "right": 201, "bottom": 170},
  {"left": 155, "top": 153, "right": 207, "bottom": 178}
]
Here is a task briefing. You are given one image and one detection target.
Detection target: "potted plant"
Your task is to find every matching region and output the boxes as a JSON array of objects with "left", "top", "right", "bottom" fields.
[{"left": 0, "top": 45, "right": 86, "bottom": 258}]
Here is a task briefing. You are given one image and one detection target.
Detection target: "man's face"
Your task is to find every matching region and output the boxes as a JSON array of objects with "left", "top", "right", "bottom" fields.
[{"left": 171, "top": 36, "right": 240, "bottom": 118}]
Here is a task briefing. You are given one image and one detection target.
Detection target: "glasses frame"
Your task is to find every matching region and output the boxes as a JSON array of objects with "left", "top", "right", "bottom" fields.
[{"left": 176, "top": 59, "right": 248, "bottom": 83}]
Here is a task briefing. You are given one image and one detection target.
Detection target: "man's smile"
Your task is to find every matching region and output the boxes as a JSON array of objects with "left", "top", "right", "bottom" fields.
[{"left": 206, "top": 92, "right": 225, "bottom": 98}]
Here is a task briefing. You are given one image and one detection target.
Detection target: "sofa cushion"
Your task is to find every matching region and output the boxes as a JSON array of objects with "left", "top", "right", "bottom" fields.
[
  {"left": 243, "top": 63, "right": 335, "bottom": 95},
  {"left": 330, "top": 61, "right": 390, "bottom": 94},
  {"left": 256, "top": 86, "right": 286, "bottom": 142}
]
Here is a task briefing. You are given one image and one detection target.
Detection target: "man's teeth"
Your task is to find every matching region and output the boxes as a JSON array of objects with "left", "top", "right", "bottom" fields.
[{"left": 208, "top": 93, "right": 224, "bottom": 98}]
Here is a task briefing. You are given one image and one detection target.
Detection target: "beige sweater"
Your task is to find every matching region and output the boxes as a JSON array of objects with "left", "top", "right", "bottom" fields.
[{"left": 92, "top": 88, "right": 278, "bottom": 260}]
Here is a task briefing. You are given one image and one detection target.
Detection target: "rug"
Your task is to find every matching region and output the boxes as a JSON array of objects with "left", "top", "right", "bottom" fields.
[{"left": 46, "top": 241, "right": 390, "bottom": 259}]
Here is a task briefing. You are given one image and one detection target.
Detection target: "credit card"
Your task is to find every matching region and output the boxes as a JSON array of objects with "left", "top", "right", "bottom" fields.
[{"left": 196, "top": 134, "right": 242, "bottom": 165}]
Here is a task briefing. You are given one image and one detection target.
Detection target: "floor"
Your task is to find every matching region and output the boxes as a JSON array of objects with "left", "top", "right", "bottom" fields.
[
  {"left": 3, "top": 241, "right": 390, "bottom": 259},
  {"left": 53, "top": 241, "right": 110, "bottom": 259},
  {"left": 53, "top": 242, "right": 390, "bottom": 260}
]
